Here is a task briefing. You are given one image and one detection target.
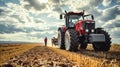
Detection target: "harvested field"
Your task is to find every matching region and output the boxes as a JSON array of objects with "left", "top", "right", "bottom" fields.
[
  {"left": 49, "top": 44, "right": 120, "bottom": 67},
  {"left": 0, "top": 43, "right": 39, "bottom": 65},
  {"left": 0, "top": 44, "right": 120, "bottom": 67},
  {"left": 0, "top": 45, "right": 78, "bottom": 67}
]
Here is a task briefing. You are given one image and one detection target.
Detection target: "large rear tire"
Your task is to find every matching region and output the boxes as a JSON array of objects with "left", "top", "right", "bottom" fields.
[
  {"left": 65, "top": 29, "right": 79, "bottom": 51},
  {"left": 92, "top": 29, "right": 111, "bottom": 51},
  {"left": 58, "top": 30, "right": 65, "bottom": 49}
]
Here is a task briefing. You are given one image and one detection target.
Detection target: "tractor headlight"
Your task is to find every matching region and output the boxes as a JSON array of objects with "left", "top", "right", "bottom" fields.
[
  {"left": 91, "top": 29, "right": 94, "bottom": 32},
  {"left": 86, "top": 29, "right": 89, "bottom": 32}
]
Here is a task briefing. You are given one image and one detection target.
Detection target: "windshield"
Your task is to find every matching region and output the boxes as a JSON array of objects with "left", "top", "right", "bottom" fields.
[
  {"left": 69, "top": 15, "right": 82, "bottom": 23},
  {"left": 68, "top": 15, "right": 82, "bottom": 27},
  {"left": 68, "top": 14, "right": 93, "bottom": 27},
  {"left": 83, "top": 15, "right": 93, "bottom": 20},
  {"left": 69, "top": 15, "right": 93, "bottom": 23}
]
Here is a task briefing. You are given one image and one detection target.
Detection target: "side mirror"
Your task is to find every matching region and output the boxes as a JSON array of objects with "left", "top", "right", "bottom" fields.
[
  {"left": 60, "top": 14, "right": 63, "bottom": 19},
  {"left": 91, "top": 15, "right": 94, "bottom": 20}
]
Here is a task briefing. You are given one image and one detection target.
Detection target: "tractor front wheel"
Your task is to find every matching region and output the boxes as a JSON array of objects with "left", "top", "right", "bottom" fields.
[{"left": 92, "top": 29, "right": 111, "bottom": 51}]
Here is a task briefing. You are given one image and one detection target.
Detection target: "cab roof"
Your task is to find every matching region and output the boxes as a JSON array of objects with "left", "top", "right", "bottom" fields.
[{"left": 66, "top": 12, "right": 84, "bottom": 16}]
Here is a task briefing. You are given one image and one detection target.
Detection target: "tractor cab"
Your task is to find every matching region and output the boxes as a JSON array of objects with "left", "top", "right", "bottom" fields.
[
  {"left": 60, "top": 11, "right": 84, "bottom": 28},
  {"left": 60, "top": 11, "right": 95, "bottom": 32}
]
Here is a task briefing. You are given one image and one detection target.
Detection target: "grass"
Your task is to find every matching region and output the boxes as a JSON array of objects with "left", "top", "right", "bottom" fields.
[
  {"left": 87, "top": 44, "right": 120, "bottom": 52},
  {"left": 0, "top": 43, "right": 39, "bottom": 65},
  {"left": 110, "top": 44, "right": 120, "bottom": 52}
]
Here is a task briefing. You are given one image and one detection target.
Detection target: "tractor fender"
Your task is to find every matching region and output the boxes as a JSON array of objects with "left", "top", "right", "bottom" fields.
[
  {"left": 95, "top": 28, "right": 103, "bottom": 30},
  {"left": 95, "top": 28, "right": 103, "bottom": 33}
]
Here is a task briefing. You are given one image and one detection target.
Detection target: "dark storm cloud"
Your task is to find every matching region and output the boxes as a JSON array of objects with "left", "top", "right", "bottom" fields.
[
  {"left": 24, "top": 0, "right": 46, "bottom": 10},
  {"left": 101, "top": 5, "right": 120, "bottom": 22}
]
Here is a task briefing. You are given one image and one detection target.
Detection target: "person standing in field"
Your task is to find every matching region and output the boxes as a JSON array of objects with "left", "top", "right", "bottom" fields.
[{"left": 44, "top": 37, "right": 47, "bottom": 47}]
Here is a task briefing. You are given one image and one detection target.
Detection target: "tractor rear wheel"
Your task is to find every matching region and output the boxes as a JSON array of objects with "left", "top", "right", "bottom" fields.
[
  {"left": 92, "top": 29, "right": 111, "bottom": 51},
  {"left": 65, "top": 29, "right": 79, "bottom": 51},
  {"left": 58, "top": 30, "right": 65, "bottom": 49}
]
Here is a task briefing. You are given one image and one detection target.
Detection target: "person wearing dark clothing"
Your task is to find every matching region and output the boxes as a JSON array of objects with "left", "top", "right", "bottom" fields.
[{"left": 44, "top": 37, "right": 47, "bottom": 47}]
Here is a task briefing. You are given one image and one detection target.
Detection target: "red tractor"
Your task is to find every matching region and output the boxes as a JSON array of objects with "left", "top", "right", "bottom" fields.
[{"left": 58, "top": 10, "right": 111, "bottom": 51}]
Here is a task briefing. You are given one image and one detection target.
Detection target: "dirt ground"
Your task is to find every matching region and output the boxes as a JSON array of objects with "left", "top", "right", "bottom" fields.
[
  {"left": 49, "top": 44, "right": 120, "bottom": 67},
  {"left": 0, "top": 45, "right": 79, "bottom": 67},
  {"left": 0, "top": 44, "right": 120, "bottom": 67}
]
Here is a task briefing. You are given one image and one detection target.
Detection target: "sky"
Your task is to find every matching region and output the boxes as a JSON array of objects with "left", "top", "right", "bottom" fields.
[{"left": 0, "top": 0, "right": 120, "bottom": 44}]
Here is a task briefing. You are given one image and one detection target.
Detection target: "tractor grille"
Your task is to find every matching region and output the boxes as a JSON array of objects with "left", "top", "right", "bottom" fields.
[{"left": 85, "top": 23, "right": 95, "bottom": 29}]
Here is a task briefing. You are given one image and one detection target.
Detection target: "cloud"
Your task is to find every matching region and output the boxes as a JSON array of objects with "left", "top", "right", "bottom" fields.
[
  {"left": 0, "top": 22, "right": 22, "bottom": 33},
  {"left": 34, "top": 18, "right": 45, "bottom": 23},
  {"left": 102, "top": 0, "right": 112, "bottom": 6},
  {"left": 51, "top": 0, "right": 67, "bottom": 4},
  {"left": 24, "top": 4, "right": 31, "bottom": 10},
  {"left": 109, "top": 27, "right": 120, "bottom": 44},
  {"left": 116, "top": 0, "right": 120, "bottom": 3},
  {"left": 102, "top": 15, "right": 120, "bottom": 28},
  {"left": 100, "top": 5, "right": 120, "bottom": 22},
  {"left": 0, "top": 0, "right": 6, "bottom": 6},
  {"left": 51, "top": 0, "right": 60, "bottom": 3},
  {"left": 94, "top": 5, "right": 120, "bottom": 27},
  {"left": 0, "top": 3, "right": 48, "bottom": 34},
  {"left": 101, "top": 14, "right": 120, "bottom": 44},
  {"left": 24, "top": 0, "right": 46, "bottom": 10},
  {"left": 0, "top": 0, "right": 120, "bottom": 44},
  {"left": 72, "top": 0, "right": 102, "bottom": 10},
  {"left": 110, "top": 28, "right": 120, "bottom": 38},
  {"left": 0, "top": 9, "right": 4, "bottom": 13},
  {"left": 0, "top": 32, "right": 42, "bottom": 42},
  {"left": 0, "top": 21, "right": 41, "bottom": 33},
  {"left": 52, "top": 5, "right": 63, "bottom": 13}
]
